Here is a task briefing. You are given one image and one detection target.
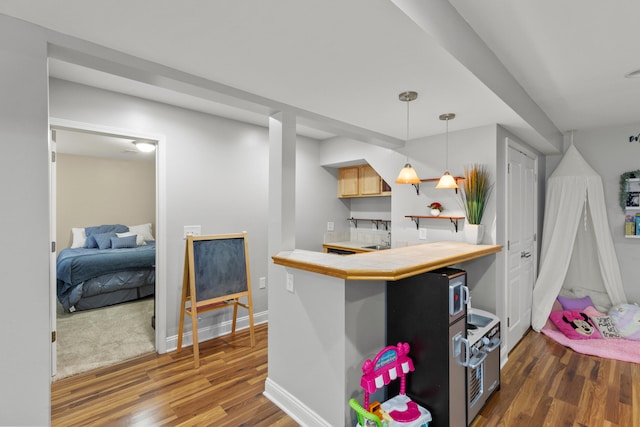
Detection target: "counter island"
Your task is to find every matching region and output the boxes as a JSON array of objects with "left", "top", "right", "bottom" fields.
[{"left": 265, "top": 241, "right": 502, "bottom": 426}]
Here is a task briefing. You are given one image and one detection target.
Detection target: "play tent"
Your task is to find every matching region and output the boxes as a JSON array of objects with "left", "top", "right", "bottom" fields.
[{"left": 531, "top": 145, "right": 628, "bottom": 331}]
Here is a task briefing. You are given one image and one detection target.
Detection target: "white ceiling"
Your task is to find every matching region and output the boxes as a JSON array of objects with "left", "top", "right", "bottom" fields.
[{"left": 2, "top": 0, "right": 639, "bottom": 156}]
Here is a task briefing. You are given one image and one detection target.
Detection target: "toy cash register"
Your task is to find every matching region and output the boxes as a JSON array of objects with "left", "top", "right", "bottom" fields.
[{"left": 349, "top": 343, "right": 432, "bottom": 427}]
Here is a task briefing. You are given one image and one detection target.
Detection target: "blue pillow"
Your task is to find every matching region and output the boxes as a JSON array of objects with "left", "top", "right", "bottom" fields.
[
  {"left": 85, "top": 224, "right": 128, "bottom": 237},
  {"left": 84, "top": 234, "right": 98, "bottom": 248},
  {"left": 94, "top": 232, "right": 116, "bottom": 250},
  {"left": 111, "top": 235, "right": 137, "bottom": 249},
  {"left": 85, "top": 224, "right": 128, "bottom": 248}
]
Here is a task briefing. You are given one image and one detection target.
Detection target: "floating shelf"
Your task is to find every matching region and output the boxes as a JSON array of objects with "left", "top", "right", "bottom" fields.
[
  {"left": 405, "top": 215, "right": 464, "bottom": 232},
  {"left": 410, "top": 176, "right": 465, "bottom": 195},
  {"left": 348, "top": 217, "right": 391, "bottom": 230}
]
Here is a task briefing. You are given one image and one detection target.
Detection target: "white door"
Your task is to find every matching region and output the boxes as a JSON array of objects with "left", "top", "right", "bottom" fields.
[
  {"left": 506, "top": 144, "right": 536, "bottom": 352},
  {"left": 49, "top": 129, "right": 57, "bottom": 377}
]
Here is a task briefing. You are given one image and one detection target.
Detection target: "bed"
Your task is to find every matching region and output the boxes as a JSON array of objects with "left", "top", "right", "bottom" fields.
[
  {"left": 541, "top": 295, "right": 640, "bottom": 364},
  {"left": 56, "top": 223, "right": 156, "bottom": 312}
]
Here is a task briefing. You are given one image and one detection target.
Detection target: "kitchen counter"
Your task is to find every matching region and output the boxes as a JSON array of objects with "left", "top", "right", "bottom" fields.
[
  {"left": 276, "top": 241, "right": 502, "bottom": 281},
  {"left": 266, "top": 241, "right": 502, "bottom": 426},
  {"left": 322, "top": 240, "right": 380, "bottom": 254}
]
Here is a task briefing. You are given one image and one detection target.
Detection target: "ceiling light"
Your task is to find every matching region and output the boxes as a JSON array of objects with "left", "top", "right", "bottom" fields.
[
  {"left": 133, "top": 140, "right": 156, "bottom": 152},
  {"left": 436, "top": 113, "right": 458, "bottom": 189},
  {"left": 395, "top": 91, "right": 421, "bottom": 185}
]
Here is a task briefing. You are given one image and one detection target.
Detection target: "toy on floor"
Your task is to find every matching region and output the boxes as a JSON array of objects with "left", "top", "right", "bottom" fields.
[{"left": 349, "top": 342, "right": 432, "bottom": 427}]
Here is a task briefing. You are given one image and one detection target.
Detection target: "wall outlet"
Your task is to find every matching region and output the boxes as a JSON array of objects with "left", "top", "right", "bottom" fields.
[
  {"left": 418, "top": 228, "right": 427, "bottom": 240},
  {"left": 183, "top": 225, "right": 201, "bottom": 239},
  {"left": 259, "top": 277, "right": 266, "bottom": 289},
  {"left": 327, "top": 221, "right": 334, "bottom": 232},
  {"left": 286, "top": 273, "right": 294, "bottom": 293}
]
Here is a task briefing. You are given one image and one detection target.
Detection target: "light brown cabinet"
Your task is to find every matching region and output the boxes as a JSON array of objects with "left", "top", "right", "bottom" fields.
[{"left": 338, "top": 164, "right": 390, "bottom": 198}]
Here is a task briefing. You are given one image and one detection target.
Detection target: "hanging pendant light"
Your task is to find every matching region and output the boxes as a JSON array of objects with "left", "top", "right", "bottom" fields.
[
  {"left": 436, "top": 113, "right": 458, "bottom": 189},
  {"left": 395, "top": 91, "right": 421, "bottom": 185}
]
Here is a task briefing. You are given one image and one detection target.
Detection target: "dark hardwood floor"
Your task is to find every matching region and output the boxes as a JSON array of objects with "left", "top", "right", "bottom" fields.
[{"left": 52, "top": 324, "right": 639, "bottom": 426}]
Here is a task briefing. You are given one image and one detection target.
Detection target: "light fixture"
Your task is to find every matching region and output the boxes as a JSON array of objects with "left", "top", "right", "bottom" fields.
[
  {"left": 436, "top": 113, "right": 458, "bottom": 189},
  {"left": 133, "top": 140, "right": 156, "bottom": 153},
  {"left": 395, "top": 91, "right": 421, "bottom": 186}
]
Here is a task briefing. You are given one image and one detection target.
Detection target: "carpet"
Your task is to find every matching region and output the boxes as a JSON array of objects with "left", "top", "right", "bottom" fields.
[
  {"left": 55, "top": 297, "right": 155, "bottom": 380},
  {"left": 541, "top": 321, "right": 640, "bottom": 365}
]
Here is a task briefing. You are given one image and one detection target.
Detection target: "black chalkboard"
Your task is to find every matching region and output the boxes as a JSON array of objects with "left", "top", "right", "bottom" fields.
[
  {"left": 192, "top": 237, "right": 247, "bottom": 302},
  {"left": 177, "top": 232, "right": 255, "bottom": 368}
]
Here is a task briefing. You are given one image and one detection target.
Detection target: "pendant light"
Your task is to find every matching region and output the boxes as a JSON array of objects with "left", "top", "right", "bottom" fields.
[
  {"left": 395, "top": 91, "right": 421, "bottom": 185},
  {"left": 435, "top": 113, "right": 458, "bottom": 189}
]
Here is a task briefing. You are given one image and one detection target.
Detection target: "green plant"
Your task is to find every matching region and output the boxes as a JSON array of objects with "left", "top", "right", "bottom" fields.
[{"left": 460, "top": 164, "right": 492, "bottom": 224}]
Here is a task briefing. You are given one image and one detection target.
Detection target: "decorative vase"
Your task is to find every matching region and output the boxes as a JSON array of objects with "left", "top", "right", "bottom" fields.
[
  {"left": 430, "top": 208, "right": 441, "bottom": 216},
  {"left": 465, "top": 224, "right": 484, "bottom": 244}
]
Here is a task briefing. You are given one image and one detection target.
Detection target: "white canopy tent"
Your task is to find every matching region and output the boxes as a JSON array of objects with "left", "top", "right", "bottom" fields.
[{"left": 531, "top": 145, "right": 628, "bottom": 331}]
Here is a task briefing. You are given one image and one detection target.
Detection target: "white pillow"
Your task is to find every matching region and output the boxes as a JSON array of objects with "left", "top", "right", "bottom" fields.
[
  {"left": 116, "top": 232, "right": 146, "bottom": 246},
  {"left": 71, "top": 228, "right": 86, "bottom": 248},
  {"left": 127, "top": 223, "right": 155, "bottom": 242}
]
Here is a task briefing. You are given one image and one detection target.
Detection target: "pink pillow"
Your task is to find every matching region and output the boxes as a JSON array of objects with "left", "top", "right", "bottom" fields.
[
  {"left": 549, "top": 310, "right": 602, "bottom": 340},
  {"left": 557, "top": 295, "right": 594, "bottom": 311},
  {"left": 582, "top": 306, "right": 605, "bottom": 318}
]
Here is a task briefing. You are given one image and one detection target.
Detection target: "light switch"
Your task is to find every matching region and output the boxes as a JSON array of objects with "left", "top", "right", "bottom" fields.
[{"left": 327, "top": 221, "right": 335, "bottom": 232}]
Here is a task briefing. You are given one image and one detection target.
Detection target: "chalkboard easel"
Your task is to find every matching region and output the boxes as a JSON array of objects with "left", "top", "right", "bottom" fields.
[{"left": 177, "top": 232, "right": 255, "bottom": 368}]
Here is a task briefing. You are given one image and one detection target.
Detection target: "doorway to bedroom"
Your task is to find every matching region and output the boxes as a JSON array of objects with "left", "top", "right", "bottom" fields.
[{"left": 50, "top": 124, "right": 160, "bottom": 380}]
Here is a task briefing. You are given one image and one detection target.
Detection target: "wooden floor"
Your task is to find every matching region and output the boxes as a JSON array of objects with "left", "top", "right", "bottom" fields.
[
  {"left": 52, "top": 325, "right": 639, "bottom": 426},
  {"left": 471, "top": 329, "right": 640, "bottom": 427}
]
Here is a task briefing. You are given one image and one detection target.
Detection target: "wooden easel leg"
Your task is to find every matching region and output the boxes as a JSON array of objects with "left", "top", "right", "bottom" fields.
[
  {"left": 248, "top": 301, "right": 255, "bottom": 348},
  {"left": 231, "top": 299, "right": 239, "bottom": 337},
  {"left": 191, "top": 307, "right": 200, "bottom": 369}
]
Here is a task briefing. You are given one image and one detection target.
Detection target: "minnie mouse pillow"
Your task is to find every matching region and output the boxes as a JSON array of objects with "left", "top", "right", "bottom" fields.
[{"left": 549, "top": 310, "right": 602, "bottom": 340}]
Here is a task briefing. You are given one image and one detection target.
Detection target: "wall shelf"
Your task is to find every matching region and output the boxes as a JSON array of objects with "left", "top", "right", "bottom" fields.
[
  {"left": 410, "top": 176, "right": 465, "bottom": 195},
  {"left": 405, "top": 215, "right": 464, "bottom": 232},
  {"left": 348, "top": 217, "right": 390, "bottom": 230}
]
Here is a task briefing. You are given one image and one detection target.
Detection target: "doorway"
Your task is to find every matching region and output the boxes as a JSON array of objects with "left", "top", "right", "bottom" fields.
[
  {"left": 506, "top": 140, "right": 538, "bottom": 352},
  {"left": 49, "top": 118, "right": 167, "bottom": 379}
]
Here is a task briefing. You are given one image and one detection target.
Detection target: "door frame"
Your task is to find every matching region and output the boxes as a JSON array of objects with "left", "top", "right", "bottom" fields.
[
  {"left": 49, "top": 117, "right": 168, "bottom": 360},
  {"left": 504, "top": 137, "right": 539, "bottom": 355}
]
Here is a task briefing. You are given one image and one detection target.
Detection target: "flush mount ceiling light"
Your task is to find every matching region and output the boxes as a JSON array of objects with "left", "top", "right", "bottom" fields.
[
  {"left": 436, "top": 113, "right": 458, "bottom": 189},
  {"left": 395, "top": 91, "right": 421, "bottom": 186},
  {"left": 133, "top": 140, "right": 156, "bottom": 153}
]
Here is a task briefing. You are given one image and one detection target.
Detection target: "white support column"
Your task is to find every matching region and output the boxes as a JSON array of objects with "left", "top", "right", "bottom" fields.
[{"left": 268, "top": 111, "right": 297, "bottom": 254}]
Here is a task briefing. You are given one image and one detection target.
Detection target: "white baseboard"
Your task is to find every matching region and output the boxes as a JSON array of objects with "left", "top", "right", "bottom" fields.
[
  {"left": 165, "top": 310, "right": 268, "bottom": 351},
  {"left": 263, "top": 377, "right": 332, "bottom": 427}
]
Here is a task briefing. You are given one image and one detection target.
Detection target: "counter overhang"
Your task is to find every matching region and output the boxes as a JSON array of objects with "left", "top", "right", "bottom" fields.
[{"left": 272, "top": 241, "right": 503, "bottom": 281}]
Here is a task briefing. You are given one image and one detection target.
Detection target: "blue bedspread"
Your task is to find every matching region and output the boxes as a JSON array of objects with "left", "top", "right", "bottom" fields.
[{"left": 56, "top": 242, "right": 156, "bottom": 308}]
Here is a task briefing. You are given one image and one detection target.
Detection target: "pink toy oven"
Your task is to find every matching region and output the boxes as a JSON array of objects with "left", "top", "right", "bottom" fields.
[{"left": 349, "top": 343, "right": 432, "bottom": 427}]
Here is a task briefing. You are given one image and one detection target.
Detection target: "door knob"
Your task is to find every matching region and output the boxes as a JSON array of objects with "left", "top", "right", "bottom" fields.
[{"left": 521, "top": 251, "right": 531, "bottom": 258}]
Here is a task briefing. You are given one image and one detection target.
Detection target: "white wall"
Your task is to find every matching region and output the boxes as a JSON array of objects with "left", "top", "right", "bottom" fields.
[
  {"left": 546, "top": 125, "right": 640, "bottom": 304},
  {"left": 50, "top": 78, "right": 342, "bottom": 338},
  {"left": 0, "top": 15, "right": 51, "bottom": 426}
]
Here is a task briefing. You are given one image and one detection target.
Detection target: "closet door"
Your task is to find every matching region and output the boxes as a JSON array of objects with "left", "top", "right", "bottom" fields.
[{"left": 507, "top": 144, "right": 536, "bottom": 352}]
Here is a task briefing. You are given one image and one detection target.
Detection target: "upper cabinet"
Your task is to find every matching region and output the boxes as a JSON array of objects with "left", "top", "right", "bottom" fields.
[{"left": 338, "top": 164, "right": 391, "bottom": 198}]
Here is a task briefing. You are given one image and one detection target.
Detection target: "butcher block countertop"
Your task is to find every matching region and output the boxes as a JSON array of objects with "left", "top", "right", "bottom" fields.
[{"left": 272, "top": 241, "right": 502, "bottom": 281}]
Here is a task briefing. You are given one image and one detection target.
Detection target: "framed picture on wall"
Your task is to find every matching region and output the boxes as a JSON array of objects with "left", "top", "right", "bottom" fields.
[{"left": 626, "top": 192, "right": 640, "bottom": 207}]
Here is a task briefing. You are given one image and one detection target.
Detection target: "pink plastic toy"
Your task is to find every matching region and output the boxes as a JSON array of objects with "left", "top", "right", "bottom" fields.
[{"left": 350, "top": 342, "right": 432, "bottom": 427}]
